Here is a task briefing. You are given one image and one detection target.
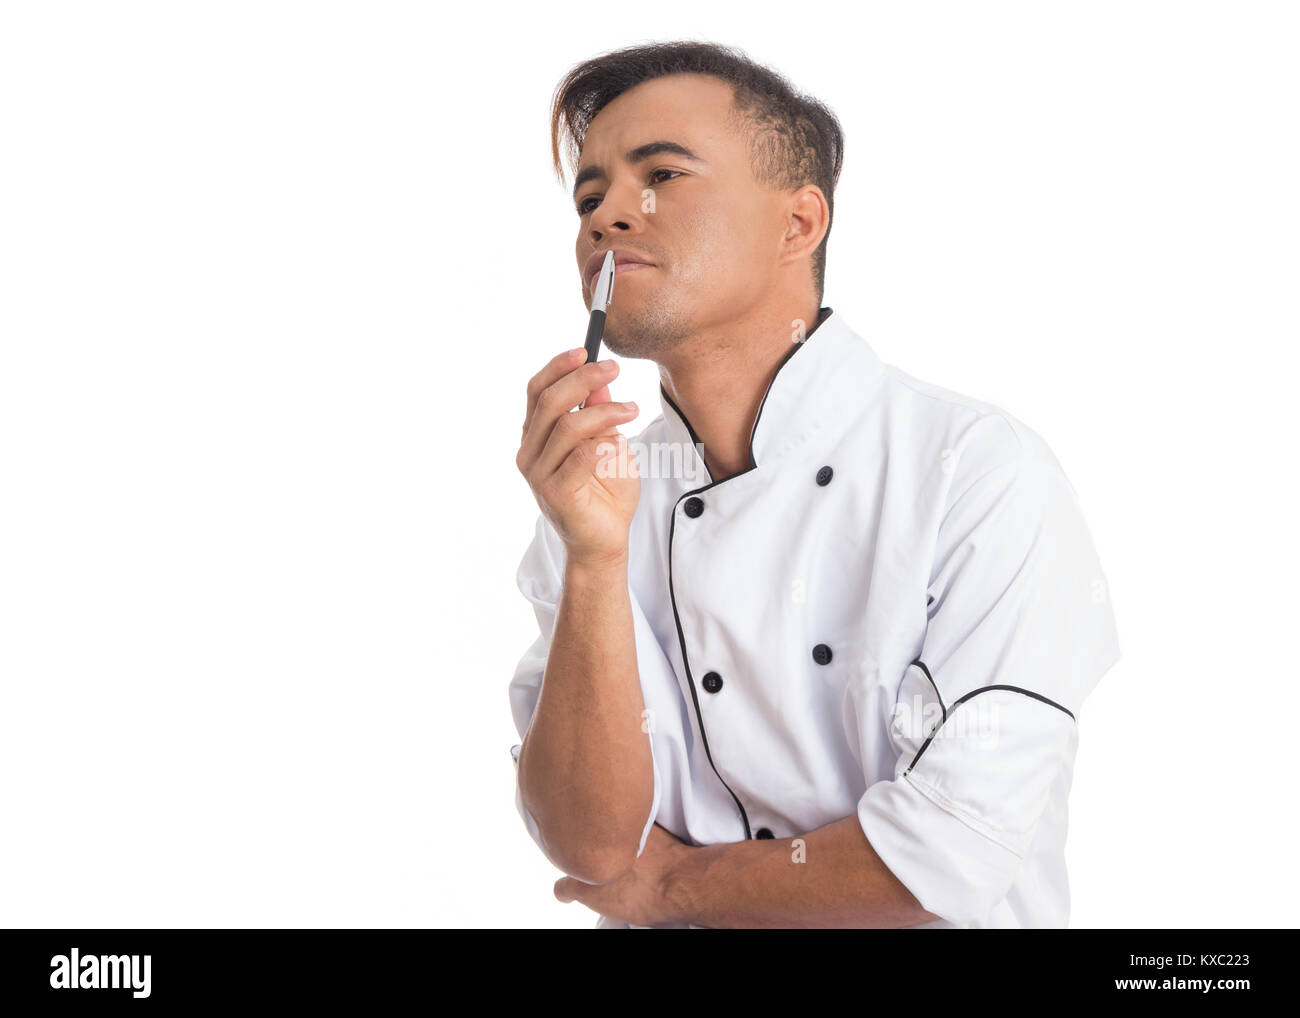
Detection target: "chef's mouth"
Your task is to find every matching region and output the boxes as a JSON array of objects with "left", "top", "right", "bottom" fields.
[{"left": 587, "top": 261, "right": 657, "bottom": 291}]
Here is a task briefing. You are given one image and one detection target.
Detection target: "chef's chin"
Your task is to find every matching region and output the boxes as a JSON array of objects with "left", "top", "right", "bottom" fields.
[
  {"left": 599, "top": 298, "right": 695, "bottom": 361},
  {"left": 598, "top": 310, "right": 686, "bottom": 361}
]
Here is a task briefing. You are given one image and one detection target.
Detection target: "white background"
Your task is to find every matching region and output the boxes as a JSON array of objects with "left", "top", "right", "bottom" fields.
[{"left": 1, "top": 1, "right": 1295, "bottom": 929}]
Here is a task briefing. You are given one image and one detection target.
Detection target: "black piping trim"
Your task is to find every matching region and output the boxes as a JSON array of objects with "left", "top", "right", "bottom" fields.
[
  {"left": 909, "top": 658, "right": 946, "bottom": 722},
  {"left": 902, "top": 683, "right": 1076, "bottom": 778},
  {"left": 659, "top": 386, "right": 715, "bottom": 486},
  {"left": 658, "top": 307, "right": 834, "bottom": 483},
  {"left": 667, "top": 497, "right": 751, "bottom": 839},
  {"left": 657, "top": 307, "right": 834, "bottom": 842}
]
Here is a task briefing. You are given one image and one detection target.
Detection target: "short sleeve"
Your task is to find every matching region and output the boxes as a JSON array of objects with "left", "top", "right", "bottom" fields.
[
  {"left": 857, "top": 416, "right": 1120, "bottom": 927},
  {"left": 507, "top": 512, "right": 661, "bottom": 864}
]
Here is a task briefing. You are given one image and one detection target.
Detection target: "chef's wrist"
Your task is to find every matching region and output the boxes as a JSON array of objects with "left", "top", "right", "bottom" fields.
[
  {"left": 661, "top": 840, "right": 723, "bottom": 926},
  {"left": 564, "top": 546, "right": 630, "bottom": 574}
]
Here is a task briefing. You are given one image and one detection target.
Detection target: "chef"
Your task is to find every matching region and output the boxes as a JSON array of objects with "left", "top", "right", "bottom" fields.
[{"left": 508, "top": 50, "right": 1121, "bottom": 929}]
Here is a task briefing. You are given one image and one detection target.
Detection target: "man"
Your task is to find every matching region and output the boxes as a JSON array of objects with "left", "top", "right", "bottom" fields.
[{"left": 509, "top": 41, "right": 1120, "bottom": 928}]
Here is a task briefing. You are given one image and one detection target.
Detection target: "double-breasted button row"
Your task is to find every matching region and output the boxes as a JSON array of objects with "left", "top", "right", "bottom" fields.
[
  {"left": 701, "top": 647, "right": 830, "bottom": 696},
  {"left": 689, "top": 470, "right": 833, "bottom": 708},
  {"left": 682, "top": 465, "right": 831, "bottom": 521}
]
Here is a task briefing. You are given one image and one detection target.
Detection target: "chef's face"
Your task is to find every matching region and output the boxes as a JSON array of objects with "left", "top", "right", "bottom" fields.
[{"left": 573, "top": 73, "right": 790, "bottom": 358}]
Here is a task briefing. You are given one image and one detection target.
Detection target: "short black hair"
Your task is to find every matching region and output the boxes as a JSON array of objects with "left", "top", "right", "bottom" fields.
[{"left": 550, "top": 40, "right": 845, "bottom": 304}]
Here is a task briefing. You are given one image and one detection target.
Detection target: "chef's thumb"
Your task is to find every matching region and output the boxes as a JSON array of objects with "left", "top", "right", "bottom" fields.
[
  {"left": 584, "top": 382, "right": 612, "bottom": 407},
  {"left": 553, "top": 877, "right": 578, "bottom": 903}
]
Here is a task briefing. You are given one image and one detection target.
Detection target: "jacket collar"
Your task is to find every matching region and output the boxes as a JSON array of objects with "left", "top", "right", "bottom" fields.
[{"left": 657, "top": 306, "right": 884, "bottom": 484}]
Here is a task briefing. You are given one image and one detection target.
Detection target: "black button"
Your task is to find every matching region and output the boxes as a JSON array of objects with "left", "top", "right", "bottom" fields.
[
  {"left": 816, "top": 465, "right": 833, "bottom": 486},
  {"left": 684, "top": 496, "right": 704, "bottom": 518},
  {"left": 702, "top": 671, "right": 723, "bottom": 693},
  {"left": 812, "top": 643, "right": 833, "bottom": 665},
  {"left": 755, "top": 828, "right": 774, "bottom": 839}
]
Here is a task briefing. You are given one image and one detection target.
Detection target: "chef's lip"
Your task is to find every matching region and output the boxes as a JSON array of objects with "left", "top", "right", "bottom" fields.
[{"left": 584, "top": 248, "right": 655, "bottom": 291}]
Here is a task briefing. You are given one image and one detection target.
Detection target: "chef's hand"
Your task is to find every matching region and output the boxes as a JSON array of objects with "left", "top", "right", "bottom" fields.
[
  {"left": 553, "top": 823, "right": 691, "bottom": 927},
  {"left": 517, "top": 348, "right": 641, "bottom": 567}
]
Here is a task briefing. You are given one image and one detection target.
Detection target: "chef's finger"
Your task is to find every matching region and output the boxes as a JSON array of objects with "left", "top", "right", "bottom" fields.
[
  {"left": 549, "top": 430, "right": 640, "bottom": 497},
  {"left": 518, "top": 359, "right": 620, "bottom": 473},
  {"left": 523, "top": 347, "right": 587, "bottom": 437},
  {"left": 531, "top": 400, "right": 640, "bottom": 486},
  {"left": 582, "top": 381, "right": 613, "bottom": 407}
]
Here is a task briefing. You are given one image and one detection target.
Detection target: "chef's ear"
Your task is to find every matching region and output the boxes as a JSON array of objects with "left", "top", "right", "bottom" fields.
[{"left": 779, "top": 184, "right": 829, "bottom": 265}]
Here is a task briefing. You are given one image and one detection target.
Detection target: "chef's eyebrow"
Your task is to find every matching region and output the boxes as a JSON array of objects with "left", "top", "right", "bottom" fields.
[{"left": 572, "top": 140, "right": 706, "bottom": 200}]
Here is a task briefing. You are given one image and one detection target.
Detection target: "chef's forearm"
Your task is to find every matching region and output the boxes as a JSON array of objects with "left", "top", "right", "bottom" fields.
[
  {"left": 517, "top": 551, "right": 654, "bottom": 884},
  {"left": 664, "top": 815, "right": 941, "bottom": 928}
]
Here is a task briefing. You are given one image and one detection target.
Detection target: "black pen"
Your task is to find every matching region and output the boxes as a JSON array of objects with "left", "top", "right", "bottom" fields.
[{"left": 578, "top": 250, "right": 616, "bottom": 410}]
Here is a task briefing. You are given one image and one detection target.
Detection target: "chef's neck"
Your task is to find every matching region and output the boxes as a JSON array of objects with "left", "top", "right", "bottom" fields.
[{"left": 658, "top": 300, "right": 822, "bottom": 482}]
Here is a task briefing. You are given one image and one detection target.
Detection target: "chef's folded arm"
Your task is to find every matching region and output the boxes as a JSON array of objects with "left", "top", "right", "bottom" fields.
[
  {"left": 855, "top": 418, "right": 1121, "bottom": 928},
  {"left": 506, "top": 513, "right": 662, "bottom": 883}
]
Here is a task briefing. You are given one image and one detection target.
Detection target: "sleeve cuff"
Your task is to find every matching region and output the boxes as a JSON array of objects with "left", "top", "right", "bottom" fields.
[
  {"left": 634, "top": 724, "right": 663, "bottom": 858},
  {"left": 857, "top": 772, "right": 1025, "bottom": 928}
]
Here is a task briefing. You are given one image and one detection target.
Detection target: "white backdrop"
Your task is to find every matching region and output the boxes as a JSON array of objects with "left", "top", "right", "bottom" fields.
[{"left": 1, "top": 1, "right": 1295, "bottom": 928}]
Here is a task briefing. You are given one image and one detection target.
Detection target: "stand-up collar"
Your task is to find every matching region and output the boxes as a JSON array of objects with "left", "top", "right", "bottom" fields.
[{"left": 657, "top": 306, "right": 884, "bottom": 483}]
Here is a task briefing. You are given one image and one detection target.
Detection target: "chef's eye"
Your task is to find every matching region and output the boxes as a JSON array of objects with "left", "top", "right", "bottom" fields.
[{"left": 575, "top": 168, "right": 683, "bottom": 216}]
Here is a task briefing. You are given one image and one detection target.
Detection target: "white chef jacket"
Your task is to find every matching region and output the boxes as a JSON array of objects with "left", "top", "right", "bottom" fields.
[{"left": 508, "top": 306, "right": 1121, "bottom": 929}]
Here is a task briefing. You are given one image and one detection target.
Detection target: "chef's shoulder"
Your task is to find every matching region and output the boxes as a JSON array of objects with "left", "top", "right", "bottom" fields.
[{"left": 878, "top": 363, "right": 1076, "bottom": 502}]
